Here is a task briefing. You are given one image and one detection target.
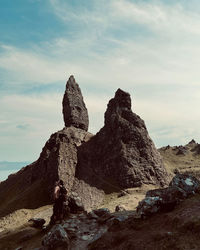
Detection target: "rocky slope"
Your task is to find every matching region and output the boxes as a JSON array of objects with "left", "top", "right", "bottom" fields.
[
  {"left": 1, "top": 174, "right": 200, "bottom": 250},
  {"left": 89, "top": 194, "right": 200, "bottom": 250}
]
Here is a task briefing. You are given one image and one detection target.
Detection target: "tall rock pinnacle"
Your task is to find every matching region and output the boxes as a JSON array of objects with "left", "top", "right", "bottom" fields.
[
  {"left": 62, "top": 75, "right": 89, "bottom": 131},
  {"left": 77, "top": 88, "right": 169, "bottom": 189}
]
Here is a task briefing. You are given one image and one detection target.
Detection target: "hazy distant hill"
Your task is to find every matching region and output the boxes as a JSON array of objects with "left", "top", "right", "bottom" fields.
[
  {"left": 159, "top": 139, "right": 200, "bottom": 179},
  {"left": 0, "top": 161, "right": 30, "bottom": 181}
]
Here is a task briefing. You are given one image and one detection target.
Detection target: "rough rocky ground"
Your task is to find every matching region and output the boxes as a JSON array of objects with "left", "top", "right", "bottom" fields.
[
  {"left": 0, "top": 188, "right": 148, "bottom": 250},
  {"left": 2, "top": 193, "right": 200, "bottom": 250},
  {"left": 1, "top": 140, "right": 200, "bottom": 249},
  {"left": 90, "top": 194, "right": 200, "bottom": 250}
]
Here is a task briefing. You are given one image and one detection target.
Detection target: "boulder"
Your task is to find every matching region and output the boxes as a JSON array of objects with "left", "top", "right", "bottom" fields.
[
  {"left": 93, "top": 208, "right": 110, "bottom": 217},
  {"left": 62, "top": 75, "right": 89, "bottom": 131},
  {"left": 137, "top": 173, "right": 200, "bottom": 217},
  {"left": 169, "top": 173, "right": 200, "bottom": 195},
  {"left": 42, "top": 225, "right": 70, "bottom": 250},
  {"left": 28, "top": 218, "right": 46, "bottom": 228},
  {"left": 115, "top": 205, "right": 126, "bottom": 212},
  {"left": 68, "top": 192, "right": 85, "bottom": 213},
  {"left": 137, "top": 196, "right": 162, "bottom": 217},
  {"left": 71, "top": 178, "right": 105, "bottom": 212}
]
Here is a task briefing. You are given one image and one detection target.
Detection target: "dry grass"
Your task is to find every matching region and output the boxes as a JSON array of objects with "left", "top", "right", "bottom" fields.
[{"left": 159, "top": 142, "right": 200, "bottom": 178}]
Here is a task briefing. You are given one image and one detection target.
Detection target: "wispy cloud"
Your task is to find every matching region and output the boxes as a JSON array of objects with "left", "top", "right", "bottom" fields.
[
  {"left": 16, "top": 124, "right": 30, "bottom": 130},
  {"left": 112, "top": 0, "right": 200, "bottom": 35},
  {"left": 1, "top": 0, "right": 200, "bottom": 164}
]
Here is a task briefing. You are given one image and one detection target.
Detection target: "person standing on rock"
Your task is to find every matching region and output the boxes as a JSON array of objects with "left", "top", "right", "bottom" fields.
[{"left": 50, "top": 180, "right": 67, "bottom": 224}]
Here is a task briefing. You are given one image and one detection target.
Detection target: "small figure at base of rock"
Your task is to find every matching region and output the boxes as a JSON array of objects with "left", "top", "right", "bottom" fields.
[{"left": 50, "top": 180, "right": 68, "bottom": 225}]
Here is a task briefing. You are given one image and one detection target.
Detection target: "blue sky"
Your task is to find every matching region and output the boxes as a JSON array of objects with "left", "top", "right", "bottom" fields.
[{"left": 1, "top": 0, "right": 200, "bottom": 179}]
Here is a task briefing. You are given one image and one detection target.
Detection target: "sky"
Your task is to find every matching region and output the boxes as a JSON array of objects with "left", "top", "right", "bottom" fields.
[{"left": 1, "top": 0, "right": 200, "bottom": 177}]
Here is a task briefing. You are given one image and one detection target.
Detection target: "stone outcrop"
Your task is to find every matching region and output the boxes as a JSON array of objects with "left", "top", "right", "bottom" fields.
[
  {"left": 176, "top": 146, "right": 188, "bottom": 155},
  {"left": 0, "top": 126, "right": 104, "bottom": 216},
  {"left": 28, "top": 218, "right": 46, "bottom": 228},
  {"left": 41, "top": 210, "right": 122, "bottom": 250},
  {"left": 62, "top": 75, "right": 89, "bottom": 131},
  {"left": 137, "top": 173, "right": 200, "bottom": 217},
  {"left": 0, "top": 77, "right": 169, "bottom": 217},
  {"left": 0, "top": 76, "right": 103, "bottom": 216},
  {"left": 42, "top": 224, "right": 70, "bottom": 250},
  {"left": 76, "top": 88, "right": 169, "bottom": 191}
]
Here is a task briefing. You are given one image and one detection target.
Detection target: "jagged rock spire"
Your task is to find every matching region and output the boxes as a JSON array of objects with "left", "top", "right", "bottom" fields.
[
  {"left": 62, "top": 75, "right": 89, "bottom": 131},
  {"left": 105, "top": 88, "right": 131, "bottom": 126},
  {"left": 77, "top": 88, "right": 169, "bottom": 189}
]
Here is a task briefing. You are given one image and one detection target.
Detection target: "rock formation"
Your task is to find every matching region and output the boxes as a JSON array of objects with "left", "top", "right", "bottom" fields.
[
  {"left": 137, "top": 173, "right": 200, "bottom": 217},
  {"left": 0, "top": 76, "right": 102, "bottom": 216},
  {"left": 0, "top": 77, "right": 169, "bottom": 217},
  {"left": 76, "top": 88, "right": 169, "bottom": 191},
  {"left": 62, "top": 75, "right": 89, "bottom": 131}
]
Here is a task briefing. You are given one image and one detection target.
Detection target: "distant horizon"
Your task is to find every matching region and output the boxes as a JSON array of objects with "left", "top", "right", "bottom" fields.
[
  {"left": 0, "top": 135, "right": 199, "bottom": 181},
  {"left": 0, "top": 136, "right": 200, "bottom": 163}
]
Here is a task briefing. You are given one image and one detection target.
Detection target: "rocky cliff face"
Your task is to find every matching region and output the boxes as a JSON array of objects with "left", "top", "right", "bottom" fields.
[
  {"left": 76, "top": 89, "right": 169, "bottom": 190},
  {"left": 62, "top": 75, "right": 89, "bottom": 131},
  {"left": 0, "top": 76, "right": 100, "bottom": 216},
  {"left": 0, "top": 77, "right": 169, "bottom": 217}
]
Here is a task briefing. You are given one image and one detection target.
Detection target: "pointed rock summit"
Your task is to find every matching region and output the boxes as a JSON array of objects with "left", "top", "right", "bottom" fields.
[
  {"left": 62, "top": 75, "right": 89, "bottom": 131},
  {"left": 77, "top": 88, "right": 169, "bottom": 189}
]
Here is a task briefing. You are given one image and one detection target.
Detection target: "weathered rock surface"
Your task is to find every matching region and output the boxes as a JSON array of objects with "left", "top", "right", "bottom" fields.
[
  {"left": 191, "top": 143, "right": 200, "bottom": 155},
  {"left": 76, "top": 88, "right": 169, "bottom": 191},
  {"left": 0, "top": 126, "right": 103, "bottom": 216},
  {"left": 62, "top": 75, "right": 89, "bottom": 131},
  {"left": 169, "top": 173, "right": 200, "bottom": 195},
  {"left": 42, "top": 224, "right": 70, "bottom": 250},
  {"left": 93, "top": 208, "right": 110, "bottom": 217},
  {"left": 67, "top": 192, "right": 85, "bottom": 213},
  {"left": 137, "top": 173, "right": 200, "bottom": 217},
  {"left": 71, "top": 178, "right": 104, "bottom": 212},
  {"left": 41, "top": 211, "right": 129, "bottom": 250},
  {"left": 176, "top": 146, "right": 188, "bottom": 155}
]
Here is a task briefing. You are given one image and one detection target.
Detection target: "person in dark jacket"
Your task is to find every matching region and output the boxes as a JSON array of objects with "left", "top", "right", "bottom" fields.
[{"left": 50, "top": 179, "right": 67, "bottom": 224}]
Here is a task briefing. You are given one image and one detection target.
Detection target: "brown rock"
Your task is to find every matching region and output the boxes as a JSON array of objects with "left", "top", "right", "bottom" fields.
[
  {"left": 76, "top": 89, "right": 169, "bottom": 191},
  {"left": 0, "top": 127, "right": 104, "bottom": 217},
  {"left": 0, "top": 81, "right": 169, "bottom": 217},
  {"left": 62, "top": 75, "right": 89, "bottom": 131}
]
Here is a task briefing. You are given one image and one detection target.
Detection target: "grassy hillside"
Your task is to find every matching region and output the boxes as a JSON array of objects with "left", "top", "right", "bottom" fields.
[{"left": 159, "top": 140, "right": 200, "bottom": 179}]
